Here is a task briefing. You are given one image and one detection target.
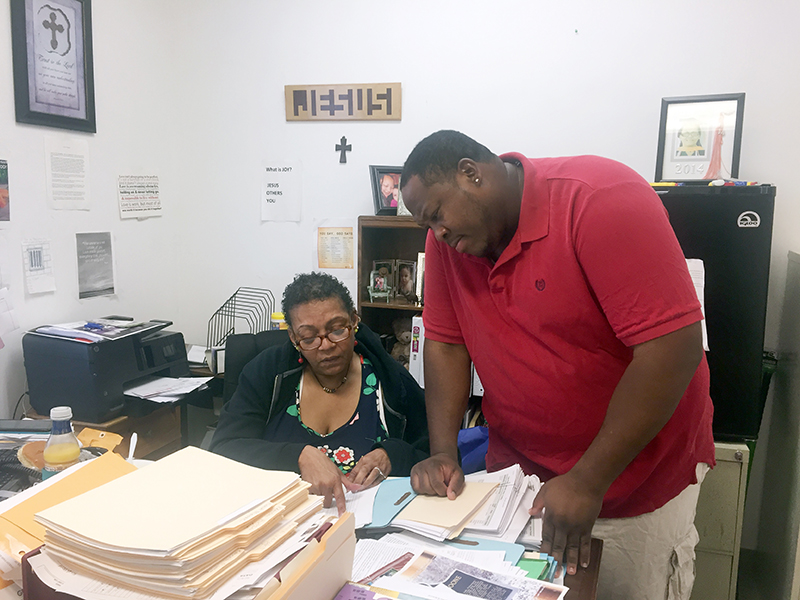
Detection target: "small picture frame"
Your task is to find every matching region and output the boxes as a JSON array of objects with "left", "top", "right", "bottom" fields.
[
  {"left": 655, "top": 93, "right": 745, "bottom": 182},
  {"left": 369, "top": 165, "right": 402, "bottom": 215},
  {"left": 372, "top": 259, "right": 394, "bottom": 285},
  {"left": 10, "top": 0, "right": 97, "bottom": 133},
  {"left": 415, "top": 252, "right": 425, "bottom": 306},
  {"left": 368, "top": 269, "right": 391, "bottom": 302},
  {"left": 395, "top": 260, "right": 417, "bottom": 303}
]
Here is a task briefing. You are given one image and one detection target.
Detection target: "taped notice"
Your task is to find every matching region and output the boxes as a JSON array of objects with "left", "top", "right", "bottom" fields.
[{"left": 118, "top": 175, "right": 161, "bottom": 219}]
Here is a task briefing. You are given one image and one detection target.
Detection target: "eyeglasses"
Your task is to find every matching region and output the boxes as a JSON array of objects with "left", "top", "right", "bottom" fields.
[{"left": 295, "top": 325, "right": 355, "bottom": 351}]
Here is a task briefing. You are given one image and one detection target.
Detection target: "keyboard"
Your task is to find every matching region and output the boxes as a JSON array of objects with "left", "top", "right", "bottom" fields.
[{"left": 0, "top": 447, "right": 40, "bottom": 493}]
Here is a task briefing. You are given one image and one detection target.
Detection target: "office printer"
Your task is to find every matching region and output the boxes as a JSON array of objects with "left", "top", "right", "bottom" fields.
[{"left": 22, "top": 321, "right": 190, "bottom": 423}]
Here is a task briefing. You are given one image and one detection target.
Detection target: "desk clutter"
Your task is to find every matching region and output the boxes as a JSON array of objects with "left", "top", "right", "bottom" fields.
[{"left": 0, "top": 448, "right": 584, "bottom": 600}]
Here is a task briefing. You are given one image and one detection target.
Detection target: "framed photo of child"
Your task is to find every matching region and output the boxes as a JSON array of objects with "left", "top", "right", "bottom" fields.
[
  {"left": 395, "top": 260, "right": 417, "bottom": 303},
  {"left": 369, "top": 165, "right": 402, "bottom": 215}
]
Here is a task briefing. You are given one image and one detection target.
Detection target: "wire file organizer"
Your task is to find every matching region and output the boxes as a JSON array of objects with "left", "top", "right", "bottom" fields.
[{"left": 206, "top": 287, "right": 275, "bottom": 349}]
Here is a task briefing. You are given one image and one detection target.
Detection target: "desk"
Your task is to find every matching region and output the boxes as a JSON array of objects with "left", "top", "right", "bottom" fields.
[
  {"left": 564, "top": 538, "right": 603, "bottom": 600},
  {"left": 22, "top": 540, "right": 603, "bottom": 600},
  {"left": 27, "top": 404, "right": 182, "bottom": 461}
]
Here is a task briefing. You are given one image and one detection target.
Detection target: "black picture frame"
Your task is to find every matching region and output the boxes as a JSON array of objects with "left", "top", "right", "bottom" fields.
[
  {"left": 10, "top": 0, "right": 97, "bottom": 133},
  {"left": 369, "top": 165, "right": 401, "bottom": 215},
  {"left": 655, "top": 93, "right": 744, "bottom": 182}
]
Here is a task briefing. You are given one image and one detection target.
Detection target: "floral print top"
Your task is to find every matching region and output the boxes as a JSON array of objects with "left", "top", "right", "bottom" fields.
[{"left": 261, "top": 357, "right": 389, "bottom": 473}]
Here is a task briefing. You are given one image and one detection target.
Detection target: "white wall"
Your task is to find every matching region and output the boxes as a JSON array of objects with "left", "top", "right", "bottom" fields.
[{"left": 1, "top": 0, "right": 799, "bottom": 549}]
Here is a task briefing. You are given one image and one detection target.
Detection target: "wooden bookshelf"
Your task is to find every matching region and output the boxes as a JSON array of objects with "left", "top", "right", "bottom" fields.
[{"left": 358, "top": 215, "right": 426, "bottom": 336}]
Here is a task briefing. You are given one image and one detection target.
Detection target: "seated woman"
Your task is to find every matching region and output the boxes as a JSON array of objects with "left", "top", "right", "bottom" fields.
[{"left": 210, "top": 272, "right": 428, "bottom": 511}]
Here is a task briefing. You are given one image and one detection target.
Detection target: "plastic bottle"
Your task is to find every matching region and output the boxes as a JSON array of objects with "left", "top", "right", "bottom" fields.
[
  {"left": 42, "top": 406, "right": 81, "bottom": 480},
  {"left": 270, "top": 312, "right": 287, "bottom": 330}
]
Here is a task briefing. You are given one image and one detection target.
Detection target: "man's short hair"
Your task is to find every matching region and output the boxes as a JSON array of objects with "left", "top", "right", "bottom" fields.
[{"left": 401, "top": 130, "right": 496, "bottom": 188}]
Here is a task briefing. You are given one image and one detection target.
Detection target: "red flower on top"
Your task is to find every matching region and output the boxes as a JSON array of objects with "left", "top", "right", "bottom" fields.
[{"left": 334, "top": 446, "right": 354, "bottom": 464}]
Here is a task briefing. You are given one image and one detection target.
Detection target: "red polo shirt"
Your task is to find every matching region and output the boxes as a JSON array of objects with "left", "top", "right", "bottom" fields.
[{"left": 423, "top": 153, "right": 715, "bottom": 518}]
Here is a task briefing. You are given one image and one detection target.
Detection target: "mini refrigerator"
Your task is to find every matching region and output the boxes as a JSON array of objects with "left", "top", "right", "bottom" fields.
[{"left": 655, "top": 184, "right": 776, "bottom": 442}]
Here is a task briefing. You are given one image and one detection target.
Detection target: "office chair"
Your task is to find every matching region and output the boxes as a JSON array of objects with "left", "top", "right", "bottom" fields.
[
  {"left": 222, "top": 329, "right": 290, "bottom": 403},
  {"left": 200, "top": 329, "right": 289, "bottom": 451}
]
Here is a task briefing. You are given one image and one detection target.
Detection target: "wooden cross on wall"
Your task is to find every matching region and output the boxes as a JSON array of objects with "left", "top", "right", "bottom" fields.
[{"left": 336, "top": 136, "right": 351, "bottom": 163}]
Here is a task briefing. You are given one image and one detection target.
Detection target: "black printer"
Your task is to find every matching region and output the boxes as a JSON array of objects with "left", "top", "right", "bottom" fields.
[{"left": 22, "top": 321, "right": 190, "bottom": 423}]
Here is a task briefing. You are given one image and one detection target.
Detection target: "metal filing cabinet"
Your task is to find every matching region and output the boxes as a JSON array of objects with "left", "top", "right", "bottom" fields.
[{"left": 691, "top": 442, "right": 749, "bottom": 600}]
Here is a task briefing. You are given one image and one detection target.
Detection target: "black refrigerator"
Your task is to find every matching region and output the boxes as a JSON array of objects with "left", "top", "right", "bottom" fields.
[{"left": 654, "top": 184, "right": 776, "bottom": 442}]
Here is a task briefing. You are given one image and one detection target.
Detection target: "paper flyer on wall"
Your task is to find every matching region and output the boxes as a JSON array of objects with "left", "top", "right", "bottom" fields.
[
  {"left": 0, "top": 288, "right": 19, "bottom": 339},
  {"left": 318, "top": 226, "right": 354, "bottom": 269},
  {"left": 22, "top": 239, "right": 56, "bottom": 294},
  {"left": 76, "top": 232, "right": 115, "bottom": 299},
  {"left": 45, "top": 137, "right": 90, "bottom": 210},
  {"left": 261, "top": 161, "right": 302, "bottom": 222},
  {"left": 118, "top": 175, "right": 161, "bottom": 219}
]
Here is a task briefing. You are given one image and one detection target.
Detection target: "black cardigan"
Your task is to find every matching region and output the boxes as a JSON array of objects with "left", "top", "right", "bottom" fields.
[{"left": 210, "top": 323, "right": 429, "bottom": 476}]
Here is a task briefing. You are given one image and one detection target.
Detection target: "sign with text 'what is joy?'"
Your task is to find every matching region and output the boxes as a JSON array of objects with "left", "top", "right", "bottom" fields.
[{"left": 261, "top": 162, "right": 301, "bottom": 222}]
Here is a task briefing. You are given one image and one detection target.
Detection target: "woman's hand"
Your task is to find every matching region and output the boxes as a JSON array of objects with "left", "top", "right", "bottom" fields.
[
  {"left": 298, "top": 445, "right": 358, "bottom": 514},
  {"left": 346, "top": 448, "right": 391, "bottom": 489}
]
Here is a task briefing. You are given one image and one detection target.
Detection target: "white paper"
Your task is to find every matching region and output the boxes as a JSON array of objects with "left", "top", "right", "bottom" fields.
[
  {"left": 186, "top": 345, "right": 207, "bottom": 365},
  {"left": 0, "top": 288, "right": 19, "bottom": 337},
  {"left": 123, "top": 376, "right": 212, "bottom": 400},
  {"left": 686, "top": 258, "right": 710, "bottom": 351},
  {"left": 464, "top": 466, "right": 526, "bottom": 533},
  {"left": 321, "top": 484, "right": 379, "bottom": 528},
  {"left": 261, "top": 162, "right": 301, "bottom": 222},
  {"left": 29, "top": 552, "right": 165, "bottom": 600},
  {"left": 46, "top": 137, "right": 90, "bottom": 210},
  {"left": 118, "top": 175, "right": 161, "bottom": 219},
  {"left": 22, "top": 239, "right": 57, "bottom": 294},
  {"left": 377, "top": 534, "right": 511, "bottom": 572}
]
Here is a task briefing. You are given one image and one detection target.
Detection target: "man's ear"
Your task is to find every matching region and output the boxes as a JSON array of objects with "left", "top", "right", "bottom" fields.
[{"left": 457, "top": 158, "right": 481, "bottom": 183}]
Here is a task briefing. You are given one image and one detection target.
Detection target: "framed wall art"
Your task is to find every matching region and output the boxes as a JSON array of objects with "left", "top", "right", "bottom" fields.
[
  {"left": 655, "top": 93, "right": 744, "bottom": 182},
  {"left": 10, "top": 0, "right": 97, "bottom": 133},
  {"left": 369, "top": 165, "right": 401, "bottom": 215}
]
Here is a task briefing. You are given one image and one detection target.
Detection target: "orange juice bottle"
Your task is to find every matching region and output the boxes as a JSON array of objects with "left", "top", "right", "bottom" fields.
[{"left": 42, "top": 406, "right": 81, "bottom": 480}]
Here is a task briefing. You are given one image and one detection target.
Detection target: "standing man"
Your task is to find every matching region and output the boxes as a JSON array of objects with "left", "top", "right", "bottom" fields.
[{"left": 400, "top": 130, "right": 715, "bottom": 600}]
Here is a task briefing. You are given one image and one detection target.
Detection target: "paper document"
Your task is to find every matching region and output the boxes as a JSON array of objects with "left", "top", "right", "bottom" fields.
[
  {"left": 124, "top": 376, "right": 213, "bottom": 401},
  {"left": 322, "top": 485, "right": 379, "bottom": 528},
  {"left": 375, "top": 549, "right": 568, "bottom": 600},
  {"left": 186, "top": 344, "right": 207, "bottom": 365},
  {"left": 686, "top": 258, "right": 709, "bottom": 351}
]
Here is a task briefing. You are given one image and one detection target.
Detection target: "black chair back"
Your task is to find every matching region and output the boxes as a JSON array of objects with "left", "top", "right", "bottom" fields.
[{"left": 222, "top": 330, "right": 289, "bottom": 403}]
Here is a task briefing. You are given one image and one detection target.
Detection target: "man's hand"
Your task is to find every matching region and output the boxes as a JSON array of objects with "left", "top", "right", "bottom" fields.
[
  {"left": 298, "top": 445, "right": 358, "bottom": 514},
  {"left": 410, "top": 453, "right": 465, "bottom": 499},
  {"left": 529, "top": 471, "right": 603, "bottom": 576},
  {"left": 346, "top": 448, "right": 391, "bottom": 489}
]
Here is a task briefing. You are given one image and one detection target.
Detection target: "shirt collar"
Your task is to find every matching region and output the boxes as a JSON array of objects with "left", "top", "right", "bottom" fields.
[{"left": 499, "top": 152, "right": 549, "bottom": 246}]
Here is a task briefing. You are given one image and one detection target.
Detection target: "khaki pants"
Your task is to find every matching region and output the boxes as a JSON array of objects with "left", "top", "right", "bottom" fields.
[{"left": 592, "top": 463, "right": 710, "bottom": 600}]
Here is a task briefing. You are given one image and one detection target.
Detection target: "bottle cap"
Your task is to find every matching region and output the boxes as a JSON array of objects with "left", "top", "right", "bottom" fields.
[{"left": 50, "top": 406, "right": 73, "bottom": 421}]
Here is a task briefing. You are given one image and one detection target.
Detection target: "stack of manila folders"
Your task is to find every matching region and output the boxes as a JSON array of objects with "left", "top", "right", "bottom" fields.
[
  {"left": 2, "top": 446, "right": 355, "bottom": 600},
  {"left": 370, "top": 464, "right": 543, "bottom": 548}
]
